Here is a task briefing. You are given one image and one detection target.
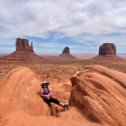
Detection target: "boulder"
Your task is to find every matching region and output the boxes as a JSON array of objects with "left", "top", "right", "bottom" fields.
[{"left": 70, "top": 65, "right": 126, "bottom": 126}]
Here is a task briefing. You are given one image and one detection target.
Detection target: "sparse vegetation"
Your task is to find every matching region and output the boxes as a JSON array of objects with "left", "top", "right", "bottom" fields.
[{"left": 0, "top": 59, "right": 126, "bottom": 82}]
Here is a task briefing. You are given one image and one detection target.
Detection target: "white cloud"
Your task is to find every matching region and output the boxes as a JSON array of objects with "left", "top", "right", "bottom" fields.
[
  {"left": 0, "top": 0, "right": 126, "bottom": 37},
  {"left": 0, "top": 0, "right": 126, "bottom": 54},
  {"left": 34, "top": 42, "right": 59, "bottom": 48}
]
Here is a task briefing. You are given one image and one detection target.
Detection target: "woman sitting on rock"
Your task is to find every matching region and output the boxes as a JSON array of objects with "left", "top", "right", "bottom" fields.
[{"left": 40, "top": 81, "right": 69, "bottom": 110}]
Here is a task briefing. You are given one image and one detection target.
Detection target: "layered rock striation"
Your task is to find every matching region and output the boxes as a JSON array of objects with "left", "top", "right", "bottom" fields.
[{"left": 70, "top": 65, "right": 126, "bottom": 126}]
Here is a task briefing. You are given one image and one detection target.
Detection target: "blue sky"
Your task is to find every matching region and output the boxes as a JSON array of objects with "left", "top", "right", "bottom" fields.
[{"left": 0, "top": 0, "right": 126, "bottom": 54}]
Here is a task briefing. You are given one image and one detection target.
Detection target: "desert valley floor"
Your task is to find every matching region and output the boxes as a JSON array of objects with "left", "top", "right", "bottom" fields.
[{"left": 0, "top": 57, "right": 126, "bottom": 126}]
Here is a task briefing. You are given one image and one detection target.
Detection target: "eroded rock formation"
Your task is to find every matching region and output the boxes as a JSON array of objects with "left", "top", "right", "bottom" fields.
[
  {"left": 2, "top": 38, "right": 44, "bottom": 63},
  {"left": 0, "top": 66, "right": 101, "bottom": 126},
  {"left": 60, "top": 47, "right": 76, "bottom": 59},
  {"left": 63, "top": 47, "right": 70, "bottom": 54},
  {"left": 70, "top": 65, "right": 126, "bottom": 126},
  {"left": 99, "top": 43, "right": 116, "bottom": 56},
  {"left": 0, "top": 67, "right": 50, "bottom": 116},
  {"left": 93, "top": 43, "right": 122, "bottom": 60},
  {"left": 16, "top": 38, "right": 33, "bottom": 52}
]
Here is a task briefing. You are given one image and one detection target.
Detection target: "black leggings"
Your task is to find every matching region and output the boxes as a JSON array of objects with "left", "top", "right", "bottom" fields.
[{"left": 43, "top": 97, "right": 62, "bottom": 106}]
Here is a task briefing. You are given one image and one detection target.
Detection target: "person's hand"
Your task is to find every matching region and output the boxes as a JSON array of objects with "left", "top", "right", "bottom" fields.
[{"left": 46, "top": 95, "right": 51, "bottom": 99}]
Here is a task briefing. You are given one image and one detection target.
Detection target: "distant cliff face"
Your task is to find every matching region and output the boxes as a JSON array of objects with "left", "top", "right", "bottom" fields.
[
  {"left": 99, "top": 43, "right": 116, "bottom": 56},
  {"left": 16, "top": 38, "right": 33, "bottom": 52},
  {"left": 59, "top": 47, "right": 76, "bottom": 59},
  {"left": 63, "top": 47, "right": 70, "bottom": 54},
  {"left": 2, "top": 38, "right": 44, "bottom": 63}
]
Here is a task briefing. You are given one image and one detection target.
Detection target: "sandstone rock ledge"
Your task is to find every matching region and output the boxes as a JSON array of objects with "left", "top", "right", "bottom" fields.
[{"left": 70, "top": 65, "right": 126, "bottom": 126}]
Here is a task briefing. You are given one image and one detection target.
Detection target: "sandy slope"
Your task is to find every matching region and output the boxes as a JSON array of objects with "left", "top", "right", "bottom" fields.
[
  {"left": 2, "top": 51, "right": 45, "bottom": 63},
  {"left": 0, "top": 67, "right": 50, "bottom": 116}
]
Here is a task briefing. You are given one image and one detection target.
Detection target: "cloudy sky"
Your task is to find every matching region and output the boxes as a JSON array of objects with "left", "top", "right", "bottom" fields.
[{"left": 0, "top": 0, "right": 126, "bottom": 54}]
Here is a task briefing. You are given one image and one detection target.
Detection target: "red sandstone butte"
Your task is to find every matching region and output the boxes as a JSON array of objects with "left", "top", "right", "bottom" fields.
[
  {"left": 2, "top": 38, "right": 45, "bottom": 63},
  {"left": 59, "top": 47, "right": 76, "bottom": 59},
  {"left": 93, "top": 43, "right": 122, "bottom": 60}
]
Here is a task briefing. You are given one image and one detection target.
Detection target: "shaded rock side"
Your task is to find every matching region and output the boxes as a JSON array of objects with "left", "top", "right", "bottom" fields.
[
  {"left": 93, "top": 43, "right": 123, "bottom": 60},
  {"left": 0, "top": 67, "right": 50, "bottom": 116},
  {"left": 16, "top": 38, "right": 33, "bottom": 52},
  {"left": 63, "top": 47, "right": 70, "bottom": 54},
  {"left": 99, "top": 43, "right": 116, "bottom": 56},
  {"left": 59, "top": 47, "right": 76, "bottom": 59},
  {"left": 70, "top": 65, "right": 126, "bottom": 126}
]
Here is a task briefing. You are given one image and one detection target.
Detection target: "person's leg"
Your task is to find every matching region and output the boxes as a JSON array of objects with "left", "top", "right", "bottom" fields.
[
  {"left": 43, "top": 97, "right": 69, "bottom": 110},
  {"left": 49, "top": 97, "right": 64, "bottom": 107},
  {"left": 43, "top": 98, "right": 51, "bottom": 104},
  {"left": 42, "top": 98, "right": 54, "bottom": 115}
]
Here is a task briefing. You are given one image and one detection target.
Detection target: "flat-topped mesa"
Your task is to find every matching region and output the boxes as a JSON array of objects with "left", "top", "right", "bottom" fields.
[
  {"left": 99, "top": 43, "right": 116, "bottom": 56},
  {"left": 16, "top": 38, "right": 33, "bottom": 52},
  {"left": 63, "top": 47, "right": 70, "bottom": 54},
  {"left": 93, "top": 42, "right": 123, "bottom": 60}
]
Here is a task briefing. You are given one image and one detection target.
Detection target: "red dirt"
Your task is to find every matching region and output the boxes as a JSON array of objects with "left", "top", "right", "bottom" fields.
[{"left": 0, "top": 65, "right": 126, "bottom": 126}]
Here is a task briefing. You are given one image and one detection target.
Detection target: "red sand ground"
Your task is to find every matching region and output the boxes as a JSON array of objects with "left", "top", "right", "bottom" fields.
[
  {"left": 0, "top": 64, "right": 126, "bottom": 126},
  {"left": 0, "top": 67, "right": 99, "bottom": 126}
]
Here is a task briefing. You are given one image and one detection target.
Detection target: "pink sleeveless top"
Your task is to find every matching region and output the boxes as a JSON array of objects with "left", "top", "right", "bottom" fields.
[{"left": 42, "top": 87, "right": 50, "bottom": 95}]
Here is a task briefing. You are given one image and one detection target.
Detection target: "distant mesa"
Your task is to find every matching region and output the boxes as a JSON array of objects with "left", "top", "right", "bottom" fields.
[
  {"left": 99, "top": 43, "right": 116, "bottom": 56},
  {"left": 59, "top": 47, "right": 76, "bottom": 59},
  {"left": 16, "top": 38, "right": 33, "bottom": 52},
  {"left": 63, "top": 47, "right": 70, "bottom": 54},
  {"left": 94, "top": 43, "right": 122, "bottom": 60},
  {"left": 2, "top": 38, "right": 45, "bottom": 63}
]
